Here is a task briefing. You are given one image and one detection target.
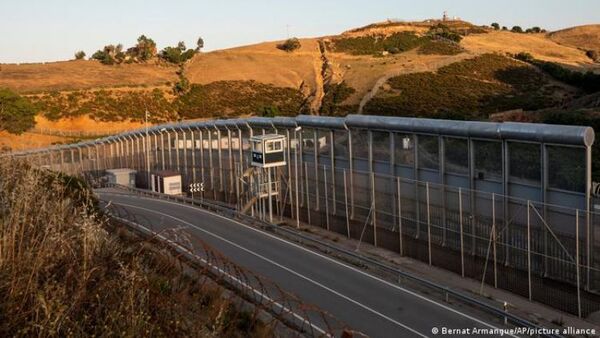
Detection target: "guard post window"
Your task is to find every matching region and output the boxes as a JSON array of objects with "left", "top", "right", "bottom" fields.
[{"left": 266, "top": 140, "right": 282, "bottom": 153}]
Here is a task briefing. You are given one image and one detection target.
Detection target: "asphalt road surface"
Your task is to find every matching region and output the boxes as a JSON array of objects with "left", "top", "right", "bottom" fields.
[{"left": 97, "top": 189, "right": 513, "bottom": 338}]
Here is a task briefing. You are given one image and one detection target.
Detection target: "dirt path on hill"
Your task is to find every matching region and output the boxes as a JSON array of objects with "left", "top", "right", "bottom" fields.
[{"left": 357, "top": 53, "right": 476, "bottom": 114}]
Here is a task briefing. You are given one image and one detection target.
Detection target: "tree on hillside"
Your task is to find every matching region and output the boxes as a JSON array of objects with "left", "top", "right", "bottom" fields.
[
  {"left": 511, "top": 26, "right": 523, "bottom": 33},
  {"left": 160, "top": 41, "right": 197, "bottom": 64},
  {"left": 134, "top": 35, "right": 157, "bottom": 61},
  {"left": 586, "top": 50, "right": 599, "bottom": 62},
  {"left": 74, "top": 51, "right": 86, "bottom": 60},
  {"left": 91, "top": 44, "right": 120, "bottom": 65},
  {"left": 491, "top": 23, "right": 500, "bottom": 30},
  {"left": 0, "top": 88, "right": 36, "bottom": 135},
  {"left": 502, "top": 26, "right": 508, "bottom": 31},
  {"left": 277, "top": 38, "right": 301, "bottom": 52},
  {"left": 196, "top": 37, "right": 204, "bottom": 51},
  {"left": 525, "top": 26, "right": 543, "bottom": 33}
]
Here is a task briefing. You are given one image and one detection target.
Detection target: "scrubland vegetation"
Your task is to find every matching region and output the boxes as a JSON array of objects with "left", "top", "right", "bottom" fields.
[
  {"left": 364, "top": 53, "right": 559, "bottom": 118},
  {"left": 0, "top": 159, "right": 272, "bottom": 337},
  {"left": 328, "top": 31, "right": 428, "bottom": 55},
  {"left": 29, "top": 89, "right": 176, "bottom": 123},
  {"left": 177, "top": 80, "right": 307, "bottom": 119},
  {"left": 513, "top": 52, "right": 600, "bottom": 93},
  {"left": 328, "top": 23, "right": 470, "bottom": 56},
  {"left": 90, "top": 35, "right": 204, "bottom": 65},
  {"left": 418, "top": 39, "right": 464, "bottom": 55},
  {"left": 24, "top": 79, "right": 306, "bottom": 123},
  {"left": 319, "top": 81, "right": 356, "bottom": 116},
  {"left": 0, "top": 88, "right": 37, "bottom": 134}
]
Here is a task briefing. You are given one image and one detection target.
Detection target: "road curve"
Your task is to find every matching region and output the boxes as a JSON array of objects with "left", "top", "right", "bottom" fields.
[{"left": 97, "top": 189, "right": 511, "bottom": 338}]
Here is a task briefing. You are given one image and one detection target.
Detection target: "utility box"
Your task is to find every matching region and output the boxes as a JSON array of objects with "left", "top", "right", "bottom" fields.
[
  {"left": 250, "top": 134, "right": 286, "bottom": 168},
  {"left": 151, "top": 170, "right": 182, "bottom": 195},
  {"left": 105, "top": 168, "right": 137, "bottom": 188}
]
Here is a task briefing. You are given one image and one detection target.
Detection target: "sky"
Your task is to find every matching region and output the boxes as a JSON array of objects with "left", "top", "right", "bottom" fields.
[{"left": 0, "top": 0, "right": 598, "bottom": 63}]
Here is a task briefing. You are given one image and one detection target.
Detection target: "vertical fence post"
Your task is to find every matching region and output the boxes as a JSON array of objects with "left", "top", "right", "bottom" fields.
[
  {"left": 576, "top": 209, "right": 582, "bottom": 318},
  {"left": 268, "top": 167, "right": 273, "bottom": 223},
  {"left": 304, "top": 162, "right": 311, "bottom": 225},
  {"left": 397, "top": 177, "right": 403, "bottom": 256},
  {"left": 313, "top": 131, "right": 320, "bottom": 211},
  {"left": 459, "top": 187, "right": 465, "bottom": 278},
  {"left": 324, "top": 165, "right": 330, "bottom": 231},
  {"left": 344, "top": 169, "right": 350, "bottom": 238},
  {"left": 527, "top": 200, "right": 532, "bottom": 301},
  {"left": 183, "top": 130, "right": 188, "bottom": 177},
  {"left": 348, "top": 130, "right": 354, "bottom": 219},
  {"left": 167, "top": 132, "right": 173, "bottom": 170},
  {"left": 330, "top": 130, "right": 336, "bottom": 215},
  {"left": 371, "top": 171, "right": 377, "bottom": 247},
  {"left": 427, "top": 182, "right": 432, "bottom": 266},
  {"left": 191, "top": 129, "right": 197, "bottom": 184},
  {"left": 295, "top": 135, "right": 300, "bottom": 229},
  {"left": 493, "top": 193, "right": 498, "bottom": 289}
]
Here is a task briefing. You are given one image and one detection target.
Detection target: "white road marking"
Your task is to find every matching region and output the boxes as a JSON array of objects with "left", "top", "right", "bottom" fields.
[
  {"left": 100, "top": 191, "right": 516, "bottom": 337},
  {"left": 111, "top": 200, "right": 428, "bottom": 337},
  {"left": 117, "top": 216, "right": 330, "bottom": 337}
]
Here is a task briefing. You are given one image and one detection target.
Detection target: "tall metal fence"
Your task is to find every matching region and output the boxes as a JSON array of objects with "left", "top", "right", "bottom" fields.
[{"left": 7, "top": 114, "right": 599, "bottom": 318}]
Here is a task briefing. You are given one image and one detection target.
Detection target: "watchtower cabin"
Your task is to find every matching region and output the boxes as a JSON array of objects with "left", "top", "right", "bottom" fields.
[
  {"left": 244, "top": 134, "right": 288, "bottom": 223},
  {"left": 250, "top": 134, "right": 286, "bottom": 168}
]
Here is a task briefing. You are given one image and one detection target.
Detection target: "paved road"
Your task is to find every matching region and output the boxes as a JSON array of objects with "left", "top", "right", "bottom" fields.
[{"left": 97, "top": 189, "right": 512, "bottom": 338}]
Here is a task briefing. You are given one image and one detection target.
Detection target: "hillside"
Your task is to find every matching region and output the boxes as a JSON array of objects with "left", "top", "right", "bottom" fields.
[
  {"left": 0, "top": 60, "right": 177, "bottom": 94},
  {"left": 1, "top": 19, "right": 600, "bottom": 151},
  {"left": 549, "top": 24, "right": 600, "bottom": 52}
]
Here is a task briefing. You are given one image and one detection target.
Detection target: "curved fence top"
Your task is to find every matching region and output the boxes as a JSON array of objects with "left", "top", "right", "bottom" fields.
[
  {"left": 6, "top": 114, "right": 595, "bottom": 156},
  {"left": 344, "top": 115, "right": 595, "bottom": 146}
]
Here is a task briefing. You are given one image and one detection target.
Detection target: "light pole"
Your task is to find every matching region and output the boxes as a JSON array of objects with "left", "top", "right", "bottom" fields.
[{"left": 294, "top": 126, "right": 302, "bottom": 228}]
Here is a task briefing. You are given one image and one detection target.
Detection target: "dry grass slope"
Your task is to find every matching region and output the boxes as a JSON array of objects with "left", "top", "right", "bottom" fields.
[
  {"left": 0, "top": 60, "right": 178, "bottom": 94},
  {"left": 549, "top": 25, "right": 600, "bottom": 52},
  {"left": 0, "top": 160, "right": 272, "bottom": 337}
]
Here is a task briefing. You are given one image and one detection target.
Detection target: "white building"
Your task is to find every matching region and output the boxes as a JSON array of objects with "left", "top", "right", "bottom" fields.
[
  {"left": 151, "top": 170, "right": 182, "bottom": 195},
  {"left": 105, "top": 168, "right": 137, "bottom": 188}
]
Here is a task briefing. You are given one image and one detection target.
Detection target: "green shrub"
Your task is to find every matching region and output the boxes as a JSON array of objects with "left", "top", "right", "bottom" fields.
[
  {"left": 91, "top": 49, "right": 114, "bottom": 65},
  {"left": 586, "top": 50, "right": 599, "bottom": 62},
  {"left": 159, "top": 41, "right": 197, "bottom": 64},
  {"left": 74, "top": 51, "right": 86, "bottom": 60},
  {"left": 491, "top": 23, "right": 500, "bottom": 30},
  {"left": 172, "top": 66, "right": 190, "bottom": 96},
  {"left": 0, "top": 88, "right": 37, "bottom": 134},
  {"left": 320, "top": 81, "right": 356, "bottom": 116},
  {"left": 418, "top": 39, "right": 464, "bottom": 55},
  {"left": 427, "top": 23, "right": 463, "bottom": 43},
  {"left": 329, "top": 31, "right": 427, "bottom": 56},
  {"left": 511, "top": 26, "right": 523, "bottom": 33},
  {"left": 277, "top": 38, "right": 301, "bottom": 52},
  {"left": 514, "top": 52, "right": 534, "bottom": 62}
]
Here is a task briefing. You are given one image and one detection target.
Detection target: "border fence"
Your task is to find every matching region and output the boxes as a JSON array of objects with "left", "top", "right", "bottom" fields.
[{"left": 6, "top": 114, "right": 600, "bottom": 318}]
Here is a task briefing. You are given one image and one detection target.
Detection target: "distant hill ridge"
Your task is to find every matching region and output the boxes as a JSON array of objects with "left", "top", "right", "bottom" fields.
[{"left": 1, "top": 19, "right": 600, "bottom": 151}]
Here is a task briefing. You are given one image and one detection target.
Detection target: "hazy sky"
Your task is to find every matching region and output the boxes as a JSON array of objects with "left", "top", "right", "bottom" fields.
[{"left": 1, "top": 0, "right": 598, "bottom": 63}]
